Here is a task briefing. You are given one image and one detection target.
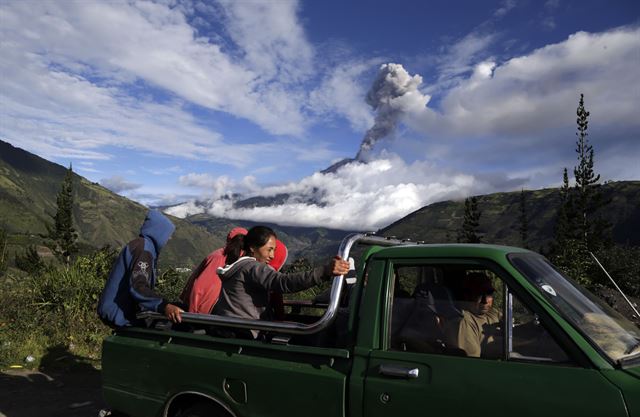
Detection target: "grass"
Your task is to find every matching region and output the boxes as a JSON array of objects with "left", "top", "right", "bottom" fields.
[
  {"left": 0, "top": 246, "right": 197, "bottom": 371},
  {"left": 0, "top": 248, "right": 115, "bottom": 370}
]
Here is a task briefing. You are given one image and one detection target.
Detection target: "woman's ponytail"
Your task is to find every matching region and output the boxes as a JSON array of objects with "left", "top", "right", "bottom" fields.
[{"left": 224, "top": 234, "right": 245, "bottom": 264}]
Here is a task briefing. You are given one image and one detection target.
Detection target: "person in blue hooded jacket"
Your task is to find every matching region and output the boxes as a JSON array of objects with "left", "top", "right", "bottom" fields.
[{"left": 98, "top": 210, "right": 183, "bottom": 327}]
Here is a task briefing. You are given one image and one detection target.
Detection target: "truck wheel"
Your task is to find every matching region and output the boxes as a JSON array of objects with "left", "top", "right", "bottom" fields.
[{"left": 177, "top": 402, "right": 227, "bottom": 417}]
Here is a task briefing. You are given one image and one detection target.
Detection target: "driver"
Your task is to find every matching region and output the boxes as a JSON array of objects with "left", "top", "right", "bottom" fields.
[{"left": 446, "top": 272, "right": 503, "bottom": 358}]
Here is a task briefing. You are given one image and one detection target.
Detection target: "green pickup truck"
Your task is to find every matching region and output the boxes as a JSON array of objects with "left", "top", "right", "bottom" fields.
[{"left": 101, "top": 234, "right": 640, "bottom": 417}]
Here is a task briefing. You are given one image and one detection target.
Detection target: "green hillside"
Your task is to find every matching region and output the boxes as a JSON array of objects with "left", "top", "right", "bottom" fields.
[
  {"left": 0, "top": 140, "right": 223, "bottom": 268},
  {"left": 380, "top": 181, "right": 640, "bottom": 250}
]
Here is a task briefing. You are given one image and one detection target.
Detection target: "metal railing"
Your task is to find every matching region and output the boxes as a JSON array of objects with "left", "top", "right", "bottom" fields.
[{"left": 137, "top": 233, "right": 412, "bottom": 335}]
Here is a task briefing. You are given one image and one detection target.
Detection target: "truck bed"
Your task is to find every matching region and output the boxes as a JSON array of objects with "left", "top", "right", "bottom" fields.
[{"left": 102, "top": 325, "right": 351, "bottom": 417}]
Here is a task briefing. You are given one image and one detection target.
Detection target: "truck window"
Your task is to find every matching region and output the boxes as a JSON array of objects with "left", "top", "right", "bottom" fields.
[
  {"left": 510, "top": 293, "right": 570, "bottom": 363},
  {"left": 388, "top": 264, "right": 480, "bottom": 356},
  {"left": 509, "top": 252, "right": 640, "bottom": 363},
  {"left": 388, "top": 263, "right": 571, "bottom": 363}
]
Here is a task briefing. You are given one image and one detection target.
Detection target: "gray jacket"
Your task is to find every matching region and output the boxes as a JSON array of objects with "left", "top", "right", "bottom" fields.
[{"left": 213, "top": 257, "right": 329, "bottom": 335}]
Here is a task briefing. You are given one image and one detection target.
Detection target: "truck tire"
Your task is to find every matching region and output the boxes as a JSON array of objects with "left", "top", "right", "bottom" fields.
[{"left": 176, "top": 402, "right": 228, "bottom": 417}]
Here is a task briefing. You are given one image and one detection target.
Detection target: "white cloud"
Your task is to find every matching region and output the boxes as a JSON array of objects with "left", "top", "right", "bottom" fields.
[
  {"left": 404, "top": 26, "right": 640, "bottom": 150},
  {"left": 541, "top": 16, "right": 556, "bottom": 31},
  {"left": 544, "top": 0, "right": 560, "bottom": 8},
  {"left": 542, "top": 0, "right": 560, "bottom": 29},
  {"left": 1, "top": 35, "right": 327, "bottom": 171},
  {"left": 494, "top": 0, "right": 517, "bottom": 17},
  {"left": 77, "top": 161, "right": 100, "bottom": 173},
  {"left": 0, "top": 0, "right": 316, "bottom": 154},
  {"left": 309, "top": 59, "right": 377, "bottom": 131},
  {"left": 216, "top": 0, "right": 314, "bottom": 82},
  {"left": 0, "top": 61, "right": 252, "bottom": 166},
  {"left": 77, "top": 166, "right": 102, "bottom": 174},
  {"left": 145, "top": 165, "right": 184, "bottom": 176},
  {"left": 165, "top": 200, "right": 206, "bottom": 218},
  {"left": 167, "top": 153, "right": 523, "bottom": 230},
  {"left": 179, "top": 173, "right": 222, "bottom": 189},
  {"left": 1, "top": 0, "right": 366, "bottom": 184},
  {"left": 100, "top": 176, "right": 142, "bottom": 193},
  {"left": 179, "top": 172, "right": 245, "bottom": 199},
  {"left": 472, "top": 61, "right": 497, "bottom": 80},
  {"left": 431, "top": 32, "right": 497, "bottom": 91}
]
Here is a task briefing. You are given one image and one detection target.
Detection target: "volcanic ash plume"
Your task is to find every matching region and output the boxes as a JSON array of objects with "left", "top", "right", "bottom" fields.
[{"left": 356, "top": 63, "right": 429, "bottom": 161}]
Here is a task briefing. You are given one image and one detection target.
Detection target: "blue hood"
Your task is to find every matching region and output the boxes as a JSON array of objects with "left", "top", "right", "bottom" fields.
[{"left": 139, "top": 210, "right": 175, "bottom": 253}]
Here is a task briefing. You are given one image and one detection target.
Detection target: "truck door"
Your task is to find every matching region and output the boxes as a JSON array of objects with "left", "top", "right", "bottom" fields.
[{"left": 361, "top": 260, "right": 628, "bottom": 417}]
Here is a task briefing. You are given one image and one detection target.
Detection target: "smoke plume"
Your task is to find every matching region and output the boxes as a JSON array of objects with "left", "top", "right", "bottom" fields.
[{"left": 356, "top": 63, "right": 429, "bottom": 160}]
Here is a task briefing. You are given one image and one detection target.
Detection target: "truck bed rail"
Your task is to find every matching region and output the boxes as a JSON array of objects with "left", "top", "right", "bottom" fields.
[{"left": 137, "top": 233, "right": 412, "bottom": 335}]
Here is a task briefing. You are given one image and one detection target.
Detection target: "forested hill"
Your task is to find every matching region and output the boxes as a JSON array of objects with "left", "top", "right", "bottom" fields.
[
  {"left": 0, "top": 140, "right": 223, "bottom": 267},
  {"left": 380, "top": 181, "right": 640, "bottom": 250}
]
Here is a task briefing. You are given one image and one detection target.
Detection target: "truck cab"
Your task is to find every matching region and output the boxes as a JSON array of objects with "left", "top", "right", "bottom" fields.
[{"left": 101, "top": 234, "right": 640, "bottom": 417}]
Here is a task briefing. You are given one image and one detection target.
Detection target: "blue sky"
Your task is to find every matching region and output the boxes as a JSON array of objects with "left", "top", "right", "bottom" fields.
[{"left": 1, "top": 0, "right": 639, "bottom": 230}]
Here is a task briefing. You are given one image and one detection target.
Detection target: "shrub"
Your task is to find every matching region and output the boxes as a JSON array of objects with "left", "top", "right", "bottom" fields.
[
  {"left": 156, "top": 267, "right": 191, "bottom": 303},
  {"left": 0, "top": 246, "right": 117, "bottom": 369}
]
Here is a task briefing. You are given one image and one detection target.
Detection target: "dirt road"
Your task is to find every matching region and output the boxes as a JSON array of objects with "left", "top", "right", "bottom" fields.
[{"left": 0, "top": 367, "right": 107, "bottom": 417}]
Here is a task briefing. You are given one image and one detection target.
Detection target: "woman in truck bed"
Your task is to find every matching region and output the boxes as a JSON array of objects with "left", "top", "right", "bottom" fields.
[
  {"left": 212, "top": 225, "right": 350, "bottom": 338},
  {"left": 179, "top": 227, "right": 248, "bottom": 314}
]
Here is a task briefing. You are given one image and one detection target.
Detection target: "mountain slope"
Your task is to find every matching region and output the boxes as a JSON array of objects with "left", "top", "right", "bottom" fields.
[
  {"left": 0, "top": 140, "right": 223, "bottom": 267},
  {"left": 380, "top": 181, "right": 640, "bottom": 250}
]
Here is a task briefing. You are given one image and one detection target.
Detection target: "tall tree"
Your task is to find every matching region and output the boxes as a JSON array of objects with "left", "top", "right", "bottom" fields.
[
  {"left": 572, "top": 94, "right": 610, "bottom": 252},
  {"left": 551, "top": 94, "right": 610, "bottom": 286},
  {"left": 518, "top": 189, "right": 529, "bottom": 248},
  {"left": 458, "top": 196, "right": 482, "bottom": 243},
  {"left": 46, "top": 164, "right": 79, "bottom": 264}
]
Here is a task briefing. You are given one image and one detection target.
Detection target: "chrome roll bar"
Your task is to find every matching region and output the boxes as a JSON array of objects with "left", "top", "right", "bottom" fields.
[{"left": 137, "top": 233, "right": 411, "bottom": 335}]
